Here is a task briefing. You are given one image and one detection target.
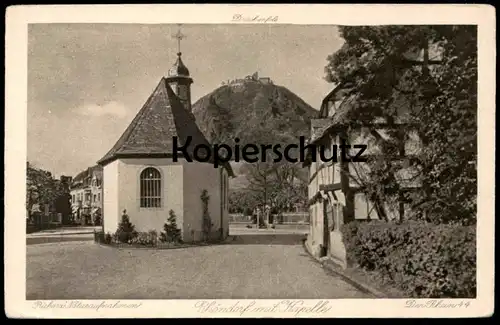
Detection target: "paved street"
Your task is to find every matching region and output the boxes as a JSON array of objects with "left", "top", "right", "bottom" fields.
[
  {"left": 229, "top": 223, "right": 309, "bottom": 236},
  {"left": 26, "top": 224, "right": 309, "bottom": 245},
  {"left": 26, "top": 232, "right": 370, "bottom": 300}
]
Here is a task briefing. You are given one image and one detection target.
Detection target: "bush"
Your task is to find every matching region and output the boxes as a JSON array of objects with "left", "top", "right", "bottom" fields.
[
  {"left": 115, "top": 210, "right": 138, "bottom": 243},
  {"left": 130, "top": 230, "right": 159, "bottom": 246},
  {"left": 341, "top": 221, "right": 476, "bottom": 298},
  {"left": 94, "top": 230, "right": 104, "bottom": 243},
  {"left": 94, "top": 231, "right": 113, "bottom": 245},
  {"left": 104, "top": 232, "right": 112, "bottom": 244},
  {"left": 160, "top": 210, "right": 182, "bottom": 243}
]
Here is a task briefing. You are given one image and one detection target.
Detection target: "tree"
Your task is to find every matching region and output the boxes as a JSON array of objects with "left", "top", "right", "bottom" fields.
[
  {"left": 26, "top": 162, "right": 69, "bottom": 222},
  {"left": 236, "top": 109, "right": 307, "bottom": 211},
  {"left": 241, "top": 159, "right": 308, "bottom": 213},
  {"left": 268, "top": 162, "right": 308, "bottom": 212},
  {"left": 325, "top": 26, "right": 477, "bottom": 224},
  {"left": 160, "top": 210, "right": 182, "bottom": 243},
  {"left": 115, "top": 210, "right": 137, "bottom": 243},
  {"left": 229, "top": 189, "right": 258, "bottom": 214},
  {"left": 26, "top": 163, "right": 59, "bottom": 206}
]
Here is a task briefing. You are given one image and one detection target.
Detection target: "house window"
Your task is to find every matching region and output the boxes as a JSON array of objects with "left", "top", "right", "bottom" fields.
[
  {"left": 93, "top": 194, "right": 97, "bottom": 202},
  {"left": 140, "top": 167, "right": 161, "bottom": 208},
  {"left": 98, "top": 193, "right": 101, "bottom": 202}
]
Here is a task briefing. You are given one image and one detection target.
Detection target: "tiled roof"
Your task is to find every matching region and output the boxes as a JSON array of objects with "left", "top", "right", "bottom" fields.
[
  {"left": 73, "top": 170, "right": 87, "bottom": 183},
  {"left": 310, "top": 119, "right": 331, "bottom": 143},
  {"left": 311, "top": 90, "right": 414, "bottom": 146},
  {"left": 72, "top": 165, "right": 102, "bottom": 185},
  {"left": 97, "top": 78, "right": 234, "bottom": 176}
]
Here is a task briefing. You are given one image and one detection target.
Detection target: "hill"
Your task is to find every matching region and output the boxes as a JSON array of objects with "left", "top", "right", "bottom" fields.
[
  {"left": 191, "top": 79, "right": 318, "bottom": 148},
  {"left": 191, "top": 78, "right": 317, "bottom": 196}
]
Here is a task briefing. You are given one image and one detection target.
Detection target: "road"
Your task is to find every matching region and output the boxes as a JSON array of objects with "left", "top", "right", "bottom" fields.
[
  {"left": 26, "top": 227, "right": 371, "bottom": 299},
  {"left": 26, "top": 224, "right": 309, "bottom": 245}
]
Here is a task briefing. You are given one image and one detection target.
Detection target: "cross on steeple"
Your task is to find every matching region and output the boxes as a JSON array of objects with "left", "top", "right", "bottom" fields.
[{"left": 172, "top": 24, "right": 186, "bottom": 55}]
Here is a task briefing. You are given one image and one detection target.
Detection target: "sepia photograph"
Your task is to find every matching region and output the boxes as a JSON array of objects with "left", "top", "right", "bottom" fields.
[{"left": 5, "top": 4, "right": 495, "bottom": 318}]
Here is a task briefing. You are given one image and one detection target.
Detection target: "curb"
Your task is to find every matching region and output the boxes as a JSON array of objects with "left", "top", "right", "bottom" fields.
[
  {"left": 26, "top": 237, "right": 94, "bottom": 246},
  {"left": 27, "top": 231, "right": 96, "bottom": 238},
  {"left": 94, "top": 235, "right": 237, "bottom": 250},
  {"left": 302, "top": 240, "right": 386, "bottom": 298}
]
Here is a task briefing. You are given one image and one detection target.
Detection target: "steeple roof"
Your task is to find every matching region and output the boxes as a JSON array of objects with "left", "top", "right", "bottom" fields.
[
  {"left": 167, "top": 52, "right": 191, "bottom": 78},
  {"left": 97, "top": 78, "right": 233, "bottom": 176}
]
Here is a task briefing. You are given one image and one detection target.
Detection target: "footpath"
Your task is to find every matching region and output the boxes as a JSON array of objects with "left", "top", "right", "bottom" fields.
[
  {"left": 27, "top": 226, "right": 101, "bottom": 237},
  {"left": 26, "top": 226, "right": 101, "bottom": 245}
]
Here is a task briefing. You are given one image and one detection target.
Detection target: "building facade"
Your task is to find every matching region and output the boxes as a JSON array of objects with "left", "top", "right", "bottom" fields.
[
  {"left": 304, "top": 83, "right": 421, "bottom": 268},
  {"left": 70, "top": 165, "right": 103, "bottom": 225}
]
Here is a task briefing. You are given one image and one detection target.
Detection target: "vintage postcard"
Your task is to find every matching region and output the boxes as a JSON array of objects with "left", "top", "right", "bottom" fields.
[{"left": 5, "top": 4, "right": 495, "bottom": 318}]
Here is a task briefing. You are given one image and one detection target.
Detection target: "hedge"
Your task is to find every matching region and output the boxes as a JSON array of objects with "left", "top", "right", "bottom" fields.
[{"left": 341, "top": 221, "right": 476, "bottom": 298}]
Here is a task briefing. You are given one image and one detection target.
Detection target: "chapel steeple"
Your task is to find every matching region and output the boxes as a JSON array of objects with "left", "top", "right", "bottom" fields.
[{"left": 165, "top": 24, "right": 193, "bottom": 112}]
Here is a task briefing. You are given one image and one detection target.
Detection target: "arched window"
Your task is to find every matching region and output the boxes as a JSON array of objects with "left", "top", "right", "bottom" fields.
[{"left": 140, "top": 167, "right": 161, "bottom": 208}]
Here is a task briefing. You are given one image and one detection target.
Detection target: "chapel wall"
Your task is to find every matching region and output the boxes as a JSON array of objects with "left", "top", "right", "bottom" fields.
[
  {"left": 183, "top": 161, "right": 223, "bottom": 242},
  {"left": 117, "top": 158, "right": 184, "bottom": 234}
]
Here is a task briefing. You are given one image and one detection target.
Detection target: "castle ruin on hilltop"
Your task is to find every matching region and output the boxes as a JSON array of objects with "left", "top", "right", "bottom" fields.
[{"left": 221, "top": 72, "right": 273, "bottom": 86}]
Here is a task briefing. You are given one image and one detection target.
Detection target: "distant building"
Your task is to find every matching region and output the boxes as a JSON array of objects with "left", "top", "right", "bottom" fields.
[
  {"left": 259, "top": 77, "right": 272, "bottom": 84},
  {"left": 227, "top": 72, "right": 273, "bottom": 86},
  {"left": 70, "top": 165, "right": 102, "bottom": 225},
  {"left": 90, "top": 168, "right": 103, "bottom": 225}
]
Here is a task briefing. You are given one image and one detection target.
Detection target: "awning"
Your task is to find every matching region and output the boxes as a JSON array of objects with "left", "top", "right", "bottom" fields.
[
  {"left": 72, "top": 206, "right": 80, "bottom": 213},
  {"left": 92, "top": 207, "right": 101, "bottom": 214}
]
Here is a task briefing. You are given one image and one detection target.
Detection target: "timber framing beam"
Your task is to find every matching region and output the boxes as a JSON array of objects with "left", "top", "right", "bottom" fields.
[{"left": 319, "top": 183, "right": 342, "bottom": 193}]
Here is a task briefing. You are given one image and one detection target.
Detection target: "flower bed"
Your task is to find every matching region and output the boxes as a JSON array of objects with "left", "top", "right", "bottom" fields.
[
  {"left": 341, "top": 220, "right": 476, "bottom": 298},
  {"left": 93, "top": 230, "right": 229, "bottom": 249},
  {"left": 95, "top": 208, "right": 230, "bottom": 249}
]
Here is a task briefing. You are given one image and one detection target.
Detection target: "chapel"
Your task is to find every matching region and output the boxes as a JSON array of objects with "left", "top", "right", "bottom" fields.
[{"left": 97, "top": 44, "right": 234, "bottom": 242}]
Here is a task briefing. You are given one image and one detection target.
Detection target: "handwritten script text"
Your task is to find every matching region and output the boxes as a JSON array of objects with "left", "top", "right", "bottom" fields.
[
  {"left": 195, "top": 300, "right": 331, "bottom": 316},
  {"left": 232, "top": 14, "right": 278, "bottom": 23}
]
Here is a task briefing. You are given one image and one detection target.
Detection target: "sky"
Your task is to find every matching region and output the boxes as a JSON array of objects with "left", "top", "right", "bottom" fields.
[{"left": 28, "top": 24, "right": 344, "bottom": 178}]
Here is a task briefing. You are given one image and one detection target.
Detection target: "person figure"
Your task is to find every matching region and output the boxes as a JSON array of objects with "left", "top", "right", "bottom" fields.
[
  {"left": 258, "top": 206, "right": 268, "bottom": 229},
  {"left": 264, "top": 205, "right": 271, "bottom": 228},
  {"left": 270, "top": 205, "right": 278, "bottom": 229},
  {"left": 246, "top": 207, "right": 255, "bottom": 229},
  {"left": 255, "top": 206, "right": 262, "bottom": 228},
  {"left": 248, "top": 206, "right": 258, "bottom": 228}
]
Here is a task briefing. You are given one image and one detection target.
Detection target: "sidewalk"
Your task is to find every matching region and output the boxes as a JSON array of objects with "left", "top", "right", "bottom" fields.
[
  {"left": 27, "top": 226, "right": 101, "bottom": 238},
  {"left": 229, "top": 225, "right": 309, "bottom": 236}
]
